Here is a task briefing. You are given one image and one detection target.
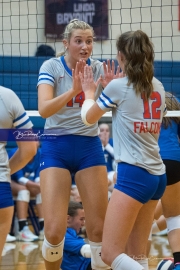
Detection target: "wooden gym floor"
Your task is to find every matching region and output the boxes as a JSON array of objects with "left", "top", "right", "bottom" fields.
[{"left": 0, "top": 235, "right": 172, "bottom": 270}]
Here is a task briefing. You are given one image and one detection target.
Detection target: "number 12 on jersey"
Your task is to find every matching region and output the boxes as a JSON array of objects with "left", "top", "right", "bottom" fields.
[{"left": 141, "top": 92, "right": 162, "bottom": 119}]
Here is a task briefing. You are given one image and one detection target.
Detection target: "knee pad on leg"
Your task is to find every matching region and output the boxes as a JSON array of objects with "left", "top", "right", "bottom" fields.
[
  {"left": 42, "top": 236, "right": 64, "bottom": 262},
  {"left": 166, "top": 215, "right": 180, "bottom": 233},
  {"left": 16, "top": 190, "right": 30, "bottom": 202},
  {"left": 89, "top": 241, "right": 111, "bottom": 269},
  {"left": 36, "top": 193, "right": 42, "bottom": 204}
]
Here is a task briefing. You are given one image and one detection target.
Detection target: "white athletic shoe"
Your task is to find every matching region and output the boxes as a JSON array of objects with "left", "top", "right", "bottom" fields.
[
  {"left": 6, "top": 234, "right": 16, "bottom": 242},
  {"left": 17, "top": 226, "right": 39, "bottom": 242}
]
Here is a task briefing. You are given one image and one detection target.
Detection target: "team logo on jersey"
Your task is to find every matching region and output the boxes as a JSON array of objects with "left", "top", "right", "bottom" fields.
[
  {"left": 58, "top": 76, "right": 64, "bottom": 83},
  {"left": 40, "top": 162, "right": 44, "bottom": 167}
]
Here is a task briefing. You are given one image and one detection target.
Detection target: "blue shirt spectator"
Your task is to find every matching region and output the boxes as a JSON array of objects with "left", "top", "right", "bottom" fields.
[{"left": 61, "top": 201, "right": 91, "bottom": 270}]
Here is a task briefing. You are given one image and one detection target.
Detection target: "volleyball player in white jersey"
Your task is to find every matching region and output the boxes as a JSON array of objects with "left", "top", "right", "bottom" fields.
[
  {"left": 37, "top": 19, "right": 121, "bottom": 270},
  {"left": 0, "top": 86, "right": 37, "bottom": 257},
  {"left": 79, "top": 30, "right": 167, "bottom": 270},
  {"left": 151, "top": 93, "right": 180, "bottom": 270}
]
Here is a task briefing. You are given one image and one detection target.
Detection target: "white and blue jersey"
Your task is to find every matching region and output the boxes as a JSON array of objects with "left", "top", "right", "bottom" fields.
[
  {"left": 61, "top": 228, "right": 91, "bottom": 270},
  {"left": 0, "top": 86, "right": 33, "bottom": 183},
  {"left": 97, "top": 76, "right": 166, "bottom": 175},
  {"left": 159, "top": 121, "right": 180, "bottom": 161},
  {"left": 103, "top": 138, "right": 114, "bottom": 172},
  {"left": 37, "top": 56, "right": 105, "bottom": 172},
  {"left": 37, "top": 56, "right": 103, "bottom": 136}
]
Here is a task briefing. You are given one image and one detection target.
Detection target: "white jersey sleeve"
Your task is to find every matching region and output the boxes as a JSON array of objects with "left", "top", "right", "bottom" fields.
[
  {"left": 37, "top": 57, "right": 104, "bottom": 136},
  {"left": 96, "top": 77, "right": 166, "bottom": 175},
  {"left": 37, "top": 58, "right": 64, "bottom": 88},
  {"left": 0, "top": 86, "right": 33, "bottom": 183}
]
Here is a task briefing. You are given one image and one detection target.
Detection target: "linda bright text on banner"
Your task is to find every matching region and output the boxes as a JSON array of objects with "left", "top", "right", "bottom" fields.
[{"left": 45, "top": 0, "right": 108, "bottom": 40}]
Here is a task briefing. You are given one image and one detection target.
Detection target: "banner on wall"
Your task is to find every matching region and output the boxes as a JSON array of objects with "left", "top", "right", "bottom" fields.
[{"left": 45, "top": 0, "right": 108, "bottom": 40}]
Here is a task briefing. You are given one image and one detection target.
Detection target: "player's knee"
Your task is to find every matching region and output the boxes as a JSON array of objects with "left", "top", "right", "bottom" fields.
[
  {"left": 16, "top": 190, "right": 30, "bottom": 202},
  {"left": 166, "top": 215, "right": 180, "bottom": 233},
  {"left": 89, "top": 241, "right": 111, "bottom": 269},
  {"left": 42, "top": 236, "right": 64, "bottom": 262}
]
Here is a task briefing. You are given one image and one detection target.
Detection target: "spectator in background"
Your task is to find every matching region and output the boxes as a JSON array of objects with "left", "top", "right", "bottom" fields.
[
  {"left": 99, "top": 123, "right": 116, "bottom": 195},
  {"left": 35, "top": 44, "right": 55, "bottom": 57},
  {"left": 61, "top": 201, "right": 91, "bottom": 270},
  {"left": 8, "top": 146, "right": 44, "bottom": 242},
  {"left": 148, "top": 92, "right": 180, "bottom": 270},
  {"left": 0, "top": 85, "right": 37, "bottom": 257},
  {"left": 70, "top": 174, "right": 82, "bottom": 203}
]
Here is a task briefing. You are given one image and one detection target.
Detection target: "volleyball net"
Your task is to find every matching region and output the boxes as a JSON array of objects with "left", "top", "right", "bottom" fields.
[{"left": 0, "top": 0, "right": 180, "bottom": 118}]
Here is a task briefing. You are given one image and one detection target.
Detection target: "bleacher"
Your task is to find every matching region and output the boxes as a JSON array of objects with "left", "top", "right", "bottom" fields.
[{"left": 0, "top": 55, "right": 180, "bottom": 114}]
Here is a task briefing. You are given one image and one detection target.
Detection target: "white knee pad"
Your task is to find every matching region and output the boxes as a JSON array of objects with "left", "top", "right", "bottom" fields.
[
  {"left": 16, "top": 190, "right": 30, "bottom": 202},
  {"left": 89, "top": 241, "right": 111, "bottom": 269},
  {"left": 166, "top": 215, "right": 180, "bottom": 233},
  {"left": 42, "top": 236, "right": 64, "bottom": 262},
  {"left": 36, "top": 193, "right": 42, "bottom": 204}
]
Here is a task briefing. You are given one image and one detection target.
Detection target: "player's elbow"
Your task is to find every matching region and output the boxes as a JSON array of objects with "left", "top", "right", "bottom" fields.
[{"left": 38, "top": 107, "right": 49, "bottom": 118}]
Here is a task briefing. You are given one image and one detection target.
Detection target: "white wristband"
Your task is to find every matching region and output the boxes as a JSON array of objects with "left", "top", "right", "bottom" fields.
[
  {"left": 18, "top": 177, "right": 29, "bottom": 185},
  {"left": 81, "top": 99, "right": 95, "bottom": 126}
]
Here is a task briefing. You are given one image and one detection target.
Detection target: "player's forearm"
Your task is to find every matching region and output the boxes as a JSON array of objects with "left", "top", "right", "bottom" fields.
[
  {"left": 39, "top": 89, "right": 75, "bottom": 118},
  {"left": 9, "top": 143, "right": 37, "bottom": 175},
  {"left": 84, "top": 91, "right": 95, "bottom": 100}
]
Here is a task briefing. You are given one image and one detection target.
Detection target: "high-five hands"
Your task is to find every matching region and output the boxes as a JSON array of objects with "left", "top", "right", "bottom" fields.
[
  {"left": 98, "top": 59, "right": 125, "bottom": 88},
  {"left": 72, "top": 59, "right": 126, "bottom": 97},
  {"left": 72, "top": 60, "right": 86, "bottom": 95},
  {"left": 79, "top": 65, "right": 97, "bottom": 95}
]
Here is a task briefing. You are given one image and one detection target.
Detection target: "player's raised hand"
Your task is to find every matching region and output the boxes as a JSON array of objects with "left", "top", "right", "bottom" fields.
[
  {"left": 72, "top": 61, "right": 86, "bottom": 95},
  {"left": 79, "top": 65, "right": 97, "bottom": 96},
  {"left": 98, "top": 59, "right": 125, "bottom": 88}
]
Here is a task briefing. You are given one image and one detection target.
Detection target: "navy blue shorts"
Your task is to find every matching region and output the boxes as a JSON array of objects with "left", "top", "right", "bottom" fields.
[
  {"left": 40, "top": 135, "right": 106, "bottom": 174},
  {"left": 0, "top": 182, "right": 14, "bottom": 208},
  {"left": 163, "top": 159, "right": 180, "bottom": 185},
  {"left": 114, "top": 162, "right": 167, "bottom": 204}
]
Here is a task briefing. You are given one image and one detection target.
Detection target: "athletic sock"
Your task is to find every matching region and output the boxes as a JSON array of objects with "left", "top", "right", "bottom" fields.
[
  {"left": 111, "top": 253, "right": 144, "bottom": 270},
  {"left": 173, "top": 252, "right": 180, "bottom": 265},
  {"left": 39, "top": 219, "right": 44, "bottom": 231},
  {"left": 18, "top": 219, "right": 28, "bottom": 231},
  {"left": 138, "top": 258, "right": 149, "bottom": 270}
]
